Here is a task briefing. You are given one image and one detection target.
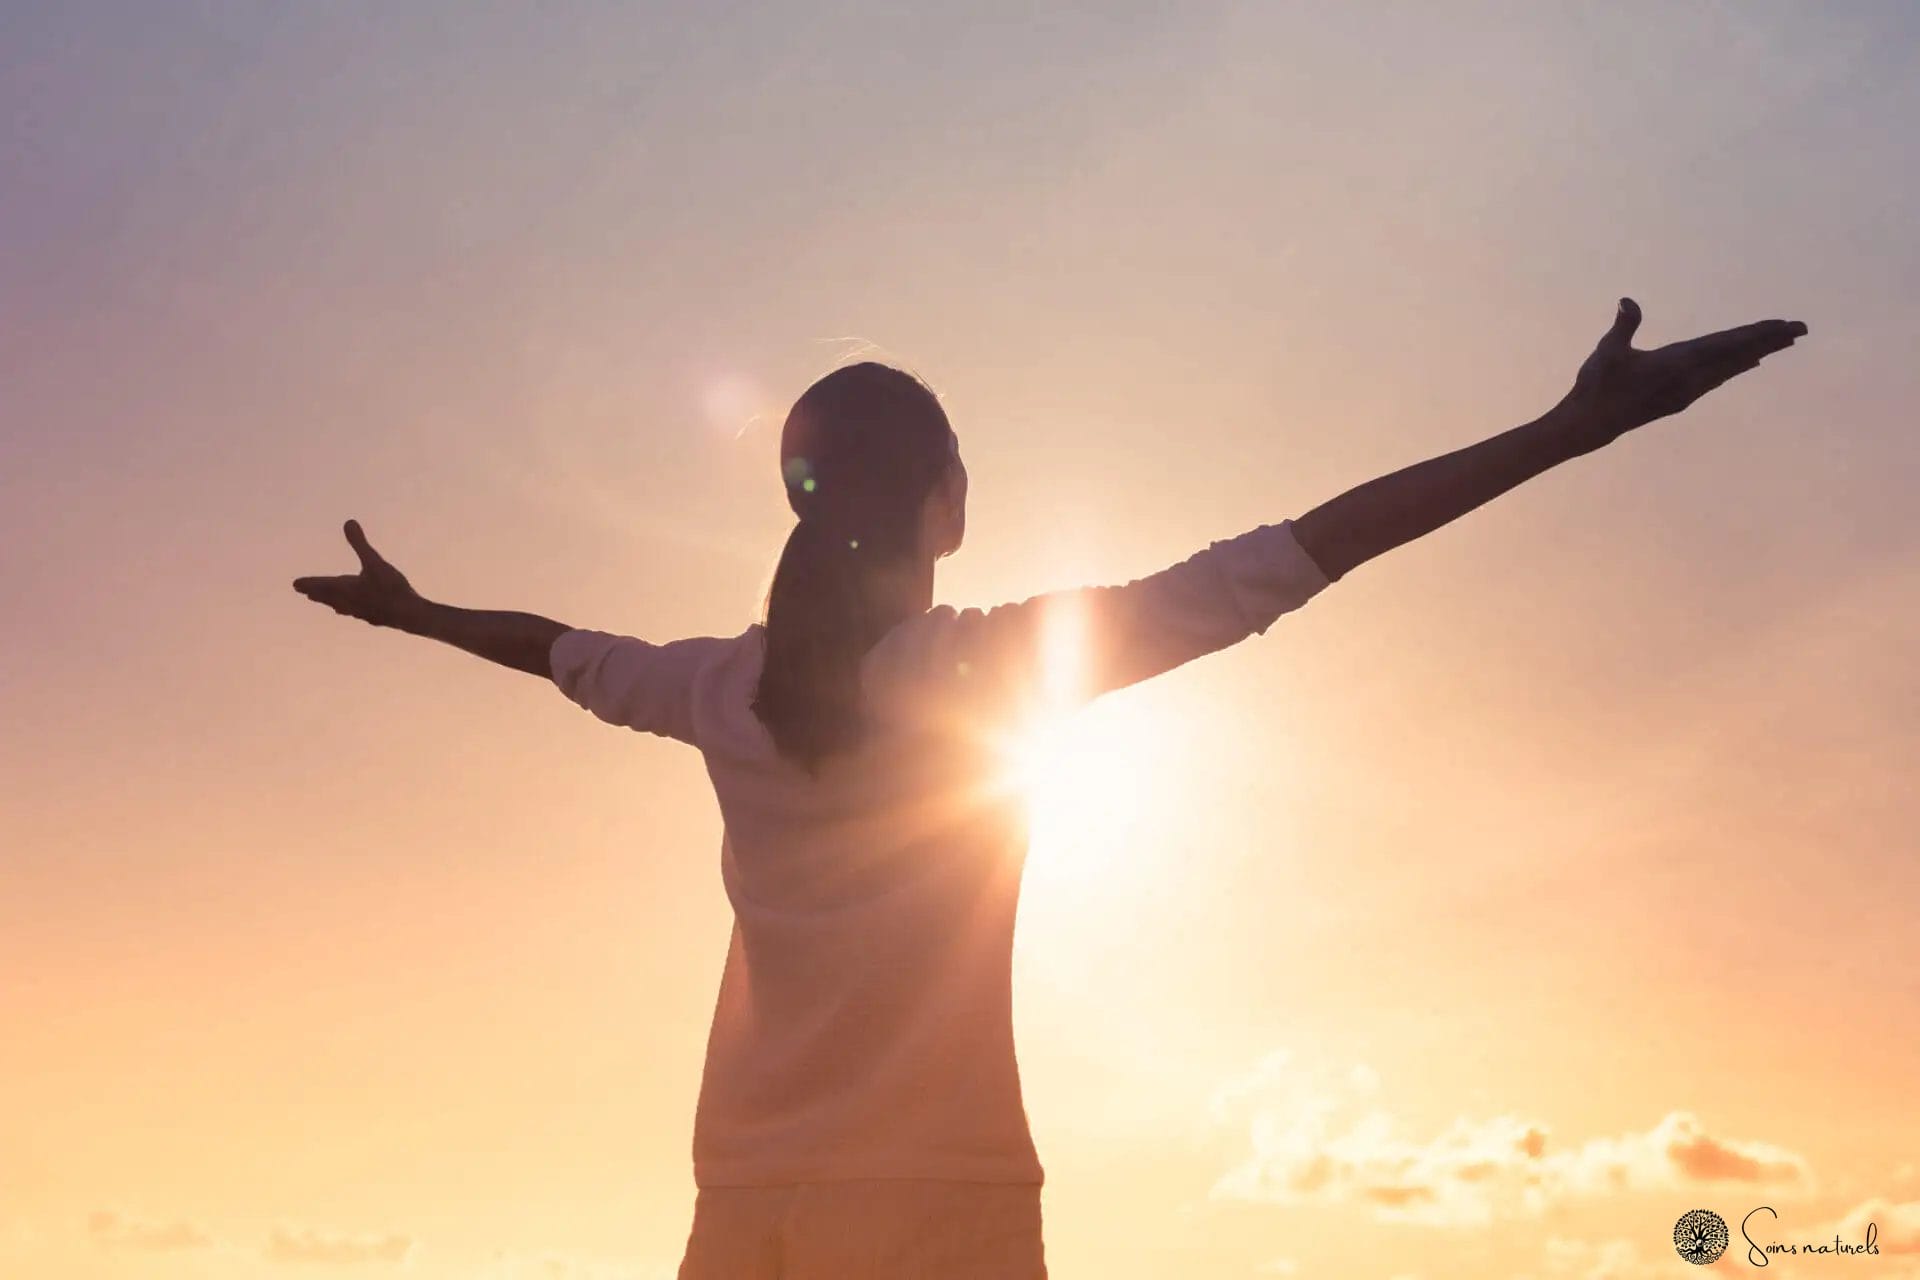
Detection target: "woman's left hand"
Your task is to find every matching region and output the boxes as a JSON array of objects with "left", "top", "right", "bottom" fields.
[{"left": 1563, "top": 297, "right": 1808, "bottom": 447}]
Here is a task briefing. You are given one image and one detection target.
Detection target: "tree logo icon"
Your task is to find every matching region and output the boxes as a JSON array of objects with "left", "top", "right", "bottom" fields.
[{"left": 1674, "top": 1209, "right": 1730, "bottom": 1264}]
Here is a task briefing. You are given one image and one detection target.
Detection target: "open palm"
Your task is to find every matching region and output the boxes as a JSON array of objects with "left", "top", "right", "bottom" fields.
[
  {"left": 292, "top": 520, "right": 422, "bottom": 629},
  {"left": 1570, "top": 297, "right": 1807, "bottom": 441}
]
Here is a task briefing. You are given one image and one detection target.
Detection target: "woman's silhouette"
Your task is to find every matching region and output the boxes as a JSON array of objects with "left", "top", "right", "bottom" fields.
[{"left": 294, "top": 298, "right": 1805, "bottom": 1278}]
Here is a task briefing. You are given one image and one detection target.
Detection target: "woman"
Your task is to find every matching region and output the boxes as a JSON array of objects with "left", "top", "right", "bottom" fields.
[{"left": 293, "top": 298, "right": 1805, "bottom": 1278}]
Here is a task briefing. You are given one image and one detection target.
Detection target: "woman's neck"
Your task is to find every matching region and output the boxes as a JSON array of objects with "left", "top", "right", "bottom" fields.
[{"left": 872, "top": 556, "right": 936, "bottom": 618}]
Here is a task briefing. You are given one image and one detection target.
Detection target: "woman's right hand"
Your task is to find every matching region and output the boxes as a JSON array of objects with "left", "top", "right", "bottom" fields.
[{"left": 293, "top": 520, "right": 426, "bottom": 631}]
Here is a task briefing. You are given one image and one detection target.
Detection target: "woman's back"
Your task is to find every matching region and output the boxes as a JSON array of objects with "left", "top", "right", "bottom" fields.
[
  {"left": 684, "top": 616, "right": 1043, "bottom": 1185},
  {"left": 548, "top": 518, "right": 1332, "bottom": 1186}
]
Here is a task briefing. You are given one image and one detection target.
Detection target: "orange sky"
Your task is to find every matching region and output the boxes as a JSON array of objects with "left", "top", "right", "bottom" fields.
[{"left": 3, "top": 4, "right": 1918, "bottom": 1278}]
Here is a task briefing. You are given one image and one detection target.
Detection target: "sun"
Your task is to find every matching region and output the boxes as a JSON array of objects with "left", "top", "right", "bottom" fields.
[
  {"left": 984, "top": 591, "right": 1169, "bottom": 899},
  {"left": 1003, "top": 706, "right": 1153, "bottom": 881}
]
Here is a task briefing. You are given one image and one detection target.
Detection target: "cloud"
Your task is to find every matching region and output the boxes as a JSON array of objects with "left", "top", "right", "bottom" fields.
[
  {"left": 1210, "top": 1052, "right": 1811, "bottom": 1226},
  {"left": 1554, "top": 1111, "right": 1810, "bottom": 1195},
  {"left": 85, "top": 1209, "right": 214, "bottom": 1252},
  {"left": 1516, "top": 1234, "right": 1673, "bottom": 1280},
  {"left": 266, "top": 1224, "right": 412, "bottom": 1265}
]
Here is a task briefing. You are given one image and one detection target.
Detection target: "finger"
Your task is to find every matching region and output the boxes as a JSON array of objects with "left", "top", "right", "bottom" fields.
[
  {"left": 1675, "top": 318, "right": 1806, "bottom": 364},
  {"left": 1675, "top": 338, "right": 1801, "bottom": 399},
  {"left": 1598, "top": 296, "right": 1642, "bottom": 355},
  {"left": 343, "top": 519, "right": 386, "bottom": 572},
  {"left": 293, "top": 575, "right": 351, "bottom": 603}
]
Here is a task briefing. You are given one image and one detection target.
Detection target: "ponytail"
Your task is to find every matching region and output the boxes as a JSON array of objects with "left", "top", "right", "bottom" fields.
[
  {"left": 750, "top": 362, "right": 953, "bottom": 773},
  {"left": 752, "top": 520, "right": 895, "bottom": 771}
]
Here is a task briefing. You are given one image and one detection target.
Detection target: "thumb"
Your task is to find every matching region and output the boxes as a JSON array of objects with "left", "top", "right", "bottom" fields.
[
  {"left": 343, "top": 519, "right": 384, "bottom": 571},
  {"left": 1599, "top": 296, "right": 1642, "bottom": 355}
]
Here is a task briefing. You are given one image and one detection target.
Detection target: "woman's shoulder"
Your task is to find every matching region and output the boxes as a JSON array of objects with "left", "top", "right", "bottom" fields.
[
  {"left": 674, "top": 624, "right": 768, "bottom": 699},
  {"left": 865, "top": 605, "right": 966, "bottom": 678},
  {"left": 860, "top": 604, "right": 1030, "bottom": 727}
]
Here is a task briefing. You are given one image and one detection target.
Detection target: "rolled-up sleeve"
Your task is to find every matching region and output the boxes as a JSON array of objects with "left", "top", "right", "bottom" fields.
[
  {"left": 930, "top": 518, "right": 1331, "bottom": 713},
  {"left": 549, "top": 629, "right": 727, "bottom": 746}
]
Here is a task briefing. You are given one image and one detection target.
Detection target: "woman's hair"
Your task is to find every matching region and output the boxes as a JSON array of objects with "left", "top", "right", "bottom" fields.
[{"left": 751, "top": 361, "right": 955, "bottom": 773}]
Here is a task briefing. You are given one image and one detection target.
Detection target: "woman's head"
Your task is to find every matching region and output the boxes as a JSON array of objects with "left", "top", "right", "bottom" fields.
[
  {"left": 776, "top": 361, "right": 963, "bottom": 561},
  {"left": 752, "top": 362, "right": 965, "bottom": 771}
]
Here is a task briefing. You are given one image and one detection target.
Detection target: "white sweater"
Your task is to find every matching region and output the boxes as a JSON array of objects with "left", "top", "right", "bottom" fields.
[{"left": 549, "top": 519, "right": 1331, "bottom": 1187}]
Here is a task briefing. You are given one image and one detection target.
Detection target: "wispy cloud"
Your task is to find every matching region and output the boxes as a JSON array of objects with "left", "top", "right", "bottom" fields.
[
  {"left": 1513, "top": 1234, "right": 1670, "bottom": 1280},
  {"left": 1211, "top": 1050, "right": 1811, "bottom": 1226},
  {"left": 85, "top": 1209, "right": 214, "bottom": 1252},
  {"left": 266, "top": 1223, "right": 412, "bottom": 1265}
]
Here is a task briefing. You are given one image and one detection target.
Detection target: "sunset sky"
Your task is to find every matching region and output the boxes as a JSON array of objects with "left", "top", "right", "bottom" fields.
[{"left": 4, "top": 3, "right": 1918, "bottom": 1278}]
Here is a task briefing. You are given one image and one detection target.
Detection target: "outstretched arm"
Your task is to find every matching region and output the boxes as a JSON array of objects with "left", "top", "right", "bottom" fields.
[
  {"left": 292, "top": 520, "right": 568, "bottom": 677},
  {"left": 1290, "top": 298, "right": 1808, "bottom": 582}
]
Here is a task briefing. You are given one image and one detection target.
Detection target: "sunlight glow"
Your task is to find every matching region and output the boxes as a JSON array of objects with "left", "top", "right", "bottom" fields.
[
  {"left": 996, "top": 595, "right": 1155, "bottom": 893},
  {"left": 1005, "top": 707, "right": 1152, "bottom": 891}
]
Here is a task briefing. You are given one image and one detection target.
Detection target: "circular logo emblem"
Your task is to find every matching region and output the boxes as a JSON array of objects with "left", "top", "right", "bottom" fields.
[{"left": 1674, "top": 1209, "right": 1730, "bottom": 1265}]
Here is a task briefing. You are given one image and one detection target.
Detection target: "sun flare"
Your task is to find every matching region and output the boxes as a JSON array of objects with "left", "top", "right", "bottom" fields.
[
  {"left": 993, "top": 594, "right": 1161, "bottom": 891},
  {"left": 1004, "top": 709, "right": 1152, "bottom": 882}
]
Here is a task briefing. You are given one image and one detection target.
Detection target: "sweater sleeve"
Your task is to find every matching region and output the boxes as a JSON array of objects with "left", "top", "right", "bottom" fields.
[
  {"left": 901, "top": 519, "right": 1331, "bottom": 718},
  {"left": 549, "top": 629, "right": 731, "bottom": 746}
]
